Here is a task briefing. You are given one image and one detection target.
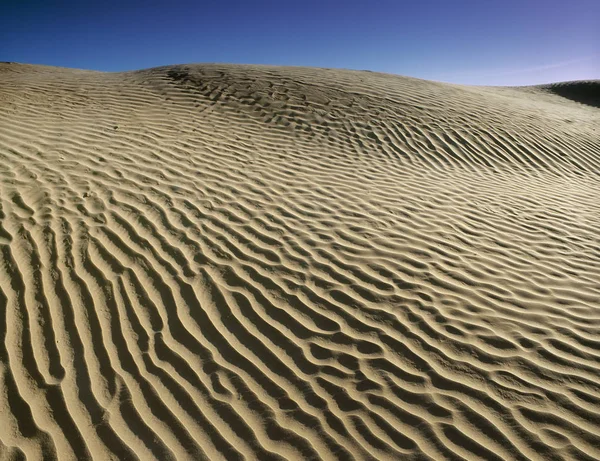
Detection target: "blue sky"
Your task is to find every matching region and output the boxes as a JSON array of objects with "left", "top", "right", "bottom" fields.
[{"left": 2, "top": 0, "right": 598, "bottom": 85}]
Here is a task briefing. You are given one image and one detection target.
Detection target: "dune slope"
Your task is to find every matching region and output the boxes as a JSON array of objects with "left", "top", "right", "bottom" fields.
[{"left": 0, "top": 63, "right": 599, "bottom": 460}]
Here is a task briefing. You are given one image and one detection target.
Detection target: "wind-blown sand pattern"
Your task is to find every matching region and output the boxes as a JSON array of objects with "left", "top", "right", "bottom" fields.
[{"left": 0, "top": 62, "right": 599, "bottom": 461}]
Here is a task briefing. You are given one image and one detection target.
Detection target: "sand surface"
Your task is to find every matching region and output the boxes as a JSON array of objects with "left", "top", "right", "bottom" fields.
[{"left": 0, "top": 63, "right": 599, "bottom": 460}]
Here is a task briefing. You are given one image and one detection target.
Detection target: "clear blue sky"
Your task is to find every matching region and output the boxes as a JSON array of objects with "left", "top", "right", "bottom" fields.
[{"left": 2, "top": 0, "right": 598, "bottom": 85}]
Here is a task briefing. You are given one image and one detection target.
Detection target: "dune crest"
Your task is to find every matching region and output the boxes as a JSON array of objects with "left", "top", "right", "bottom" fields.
[{"left": 0, "top": 63, "right": 599, "bottom": 460}]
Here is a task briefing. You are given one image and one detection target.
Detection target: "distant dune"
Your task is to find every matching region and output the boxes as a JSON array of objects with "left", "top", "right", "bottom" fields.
[{"left": 0, "top": 62, "right": 599, "bottom": 460}]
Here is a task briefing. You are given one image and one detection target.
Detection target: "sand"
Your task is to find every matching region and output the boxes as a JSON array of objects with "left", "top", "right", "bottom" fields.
[{"left": 0, "top": 62, "right": 599, "bottom": 460}]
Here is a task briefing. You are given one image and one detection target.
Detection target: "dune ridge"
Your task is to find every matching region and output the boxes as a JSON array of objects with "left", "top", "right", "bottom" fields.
[{"left": 0, "top": 62, "right": 599, "bottom": 460}]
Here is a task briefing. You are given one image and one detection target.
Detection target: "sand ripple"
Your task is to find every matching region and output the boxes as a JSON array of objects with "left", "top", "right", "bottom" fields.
[{"left": 0, "top": 63, "right": 599, "bottom": 460}]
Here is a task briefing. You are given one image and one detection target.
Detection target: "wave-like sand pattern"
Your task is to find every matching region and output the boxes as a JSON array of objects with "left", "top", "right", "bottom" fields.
[{"left": 0, "top": 62, "right": 599, "bottom": 460}]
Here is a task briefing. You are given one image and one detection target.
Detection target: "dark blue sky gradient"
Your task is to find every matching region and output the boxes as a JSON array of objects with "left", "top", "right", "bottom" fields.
[{"left": 2, "top": 0, "right": 599, "bottom": 85}]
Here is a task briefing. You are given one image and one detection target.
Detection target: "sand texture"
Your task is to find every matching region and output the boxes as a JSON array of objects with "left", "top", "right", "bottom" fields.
[{"left": 0, "top": 62, "right": 599, "bottom": 460}]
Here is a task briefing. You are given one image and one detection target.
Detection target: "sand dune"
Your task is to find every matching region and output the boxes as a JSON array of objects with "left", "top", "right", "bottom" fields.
[{"left": 0, "top": 62, "right": 599, "bottom": 460}]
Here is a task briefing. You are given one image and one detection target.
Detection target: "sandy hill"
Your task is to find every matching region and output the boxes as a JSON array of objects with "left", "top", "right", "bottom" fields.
[{"left": 0, "top": 62, "right": 599, "bottom": 460}]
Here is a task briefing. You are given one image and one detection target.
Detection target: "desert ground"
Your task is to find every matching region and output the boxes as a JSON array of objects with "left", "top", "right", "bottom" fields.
[{"left": 0, "top": 62, "right": 599, "bottom": 460}]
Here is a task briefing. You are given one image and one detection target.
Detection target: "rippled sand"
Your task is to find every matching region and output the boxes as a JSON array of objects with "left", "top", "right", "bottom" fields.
[{"left": 1, "top": 63, "right": 599, "bottom": 460}]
